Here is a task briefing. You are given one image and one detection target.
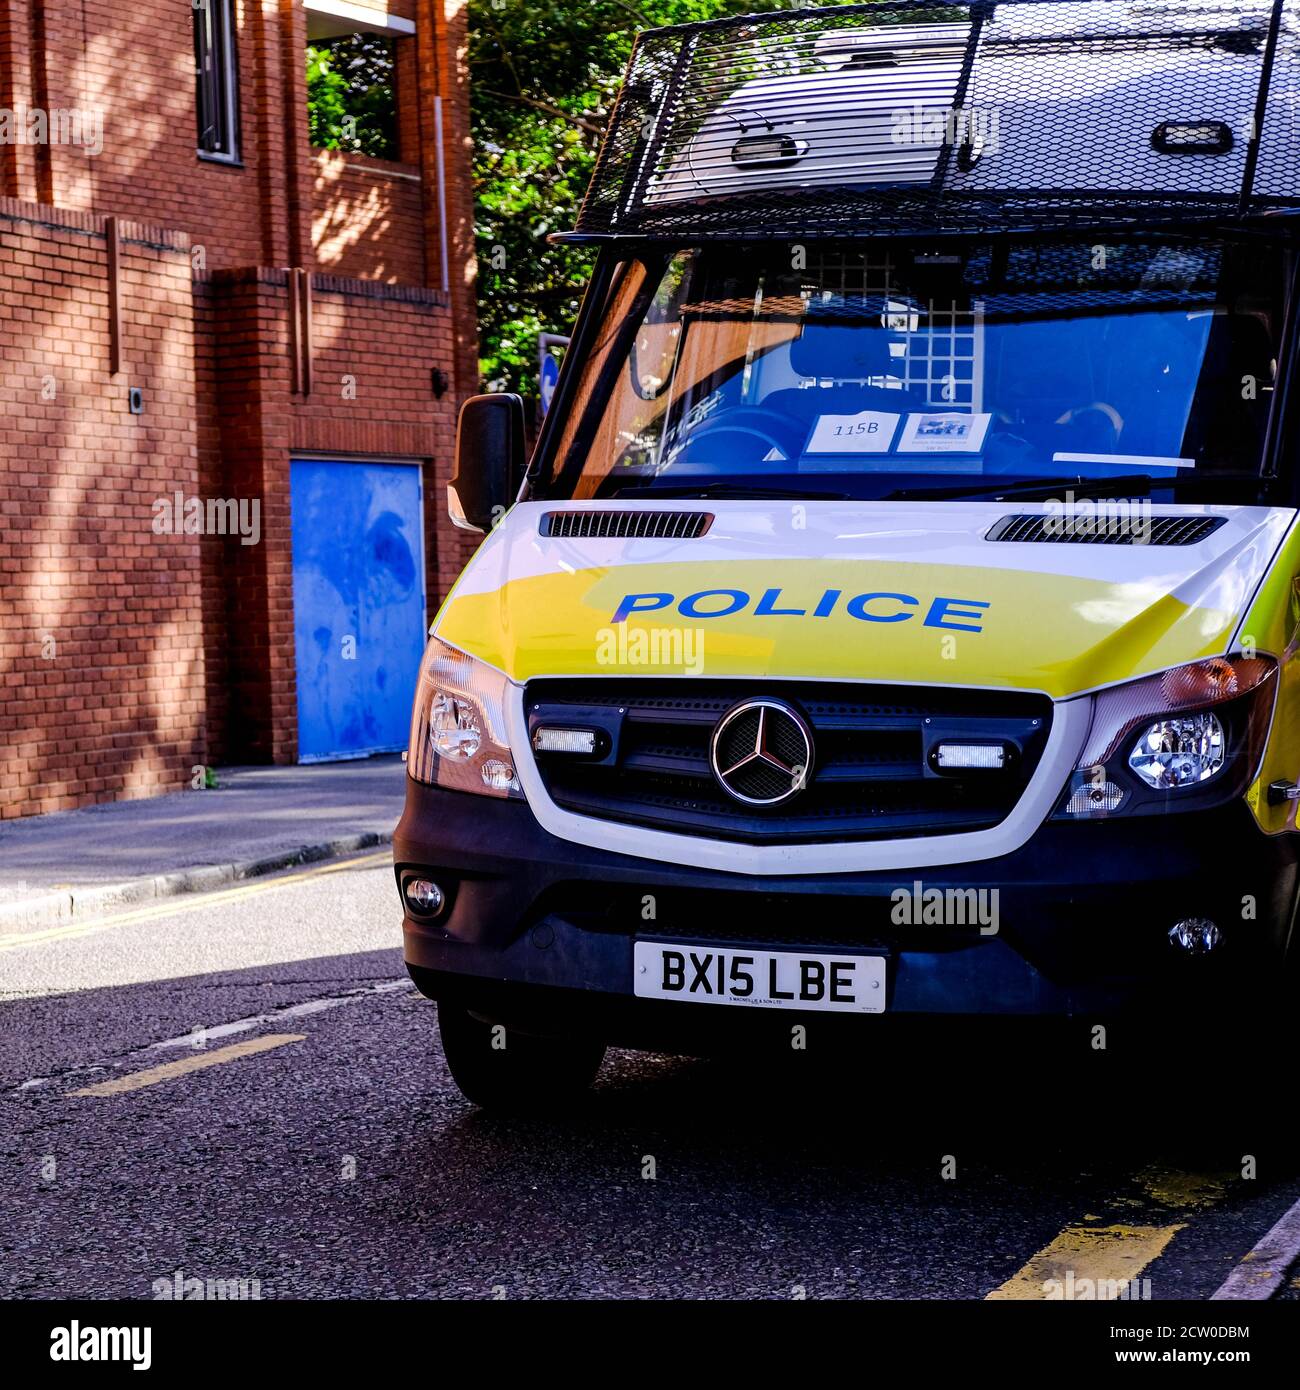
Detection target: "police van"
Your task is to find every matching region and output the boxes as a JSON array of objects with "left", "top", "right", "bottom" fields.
[{"left": 396, "top": 0, "right": 1300, "bottom": 1108}]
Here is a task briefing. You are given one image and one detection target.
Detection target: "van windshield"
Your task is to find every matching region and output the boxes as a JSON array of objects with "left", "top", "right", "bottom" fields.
[{"left": 548, "top": 237, "right": 1290, "bottom": 503}]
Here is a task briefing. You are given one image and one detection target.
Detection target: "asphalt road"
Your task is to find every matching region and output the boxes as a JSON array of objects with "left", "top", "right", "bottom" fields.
[{"left": 2, "top": 850, "right": 1299, "bottom": 1301}]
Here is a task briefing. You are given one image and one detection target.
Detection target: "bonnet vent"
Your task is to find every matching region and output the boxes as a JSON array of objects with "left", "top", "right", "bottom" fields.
[
  {"left": 986, "top": 514, "right": 1227, "bottom": 546},
  {"left": 540, "top": 510, "right": 713, "bottom": 539}
]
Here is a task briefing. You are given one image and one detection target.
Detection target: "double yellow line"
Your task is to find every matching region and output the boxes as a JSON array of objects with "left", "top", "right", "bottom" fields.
[
  {"left": 986, "top": 1164, "right": 1231, "bottom": 1299},
  {"left": 68, "top": 1033, "right": 307, "bottom": 1097},
  {"left": 986, "top": 1221, "right": 1184, "bottom": 1299},
  {"left": 0, "top": 850, "right": 392, "bottom": 953}
]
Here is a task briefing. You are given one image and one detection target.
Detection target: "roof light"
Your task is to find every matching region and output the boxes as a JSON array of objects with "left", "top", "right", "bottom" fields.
[
  {"left": 1151, "top": 121, "right": 1234, "bottom": 155},
  {"left": 731, "top": 135, "right": 807, "bottom": 169},
  {"left": 812, "top": 24, "right": 969, "bottom": 69}
]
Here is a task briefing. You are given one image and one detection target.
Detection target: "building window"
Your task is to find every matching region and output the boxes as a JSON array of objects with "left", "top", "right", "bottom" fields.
[
  {"left": 194, "top": 0, "right": 240, "bottom": 162},
  {"left": 306, "top": 33, "right": 399, "bottom": 161}
]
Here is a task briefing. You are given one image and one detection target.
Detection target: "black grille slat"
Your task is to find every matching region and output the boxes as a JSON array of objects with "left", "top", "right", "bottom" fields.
[
  {"left": 540, "top": 510, "right": 713, "bottom": 540},
  {"left": 527, "top": 678, "right": 1050, "bottom": 844},
  {"left": 624, "top": 705, "right": 723, "bottom": 728},
  {"left": 623, "top": 749, "right": 712, "bottom": 779},
  {"left": 621, "top": 747, "right": 919, "bottom": 783},
  {"left": 986, "top": 513, "right": 1227, "bottom": 546},
  {"left": 545, "top": 782, "right": 1007, "bottom": 843},
  {"left": 815, "top": 758, "right": 924, "bottom": 784}
]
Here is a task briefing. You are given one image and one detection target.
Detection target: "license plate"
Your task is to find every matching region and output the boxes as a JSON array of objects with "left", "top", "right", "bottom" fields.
[{"left": 633, "top": 942, "right": 886, "bottom": 1014}]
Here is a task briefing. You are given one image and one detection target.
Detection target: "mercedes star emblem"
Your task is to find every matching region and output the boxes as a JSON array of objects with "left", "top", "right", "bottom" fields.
[{"left": 709, "top": 699, "right": 814, "bottom": 806}]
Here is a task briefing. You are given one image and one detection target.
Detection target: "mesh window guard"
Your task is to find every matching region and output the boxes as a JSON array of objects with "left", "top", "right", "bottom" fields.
[{"left": 569, "top": 0, "right": 1300, "bottom": 241}]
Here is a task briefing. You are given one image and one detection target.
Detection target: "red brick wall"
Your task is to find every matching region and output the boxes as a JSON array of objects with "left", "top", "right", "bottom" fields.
[
  {"left": 312, "top": 151, "right": 426, "bottom": 285},
  {"left": 0, "top": 0, "right": 478, "bottom": 374},
  {"left": 193, "top": 283, "right": 229, "bottom": 766},
  {"left": 195, "top": 269, "right": 289, "bottom": 767},
  {"left": 0, "top": 0, "right": 481, "bottom": 810},
  {"left": 0, "top": 200, "right": 202, "bottom": 819},
  {"left": 5, "top": 1, "right": 288, "bottom": 269},
  {"left": 417, "top": 0, "right": 478, "bottom": 397},
  {"left": 0, "top": 2, "right": 453, "bottom": 279},
  {"left": 195, "top": 268, "right": 470, "bottom": 765}
]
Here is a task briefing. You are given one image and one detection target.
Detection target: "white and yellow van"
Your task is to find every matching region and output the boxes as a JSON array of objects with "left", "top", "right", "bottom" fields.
[{"left": 396, "top": 0, "right": 1300, "bottom": 1107}]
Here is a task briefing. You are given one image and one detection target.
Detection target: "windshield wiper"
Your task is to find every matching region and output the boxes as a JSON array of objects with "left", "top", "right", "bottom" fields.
[
  {"left": 608, "top": 482, "right": 852, "bottom": 501},
  {"left": 885, "top": 474, "right": 1160, "bottom": 502}
]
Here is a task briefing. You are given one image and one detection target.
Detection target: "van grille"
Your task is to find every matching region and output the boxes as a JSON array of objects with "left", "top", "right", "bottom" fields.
[
  {"left": 986, "top": 514, "right": 1226, "bottom": 546},
  {"left": 540, "top": 510, "right": 713, "bottom": 539},
  {"left": 525, "top": 679, "right": 1051, "bottom": 844}
]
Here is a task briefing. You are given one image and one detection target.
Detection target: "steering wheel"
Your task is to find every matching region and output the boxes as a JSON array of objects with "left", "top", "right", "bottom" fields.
[
  {"left": 675, "top": 407, "right": 805, "bottom": 469},
  {"left": 1056, "top": 403, "right": 1123, "bottom": 454}
]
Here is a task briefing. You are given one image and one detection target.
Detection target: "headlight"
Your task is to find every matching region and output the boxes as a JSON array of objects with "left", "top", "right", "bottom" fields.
[
  {"left": 1055, "top": 655, "right": 1276, "bottom": 819},
  {"left": 407, "top": 637, "right": 524, "bottom": 799},
  {"left": 1127, "top": 711, "right": 1224, "bottom": 789},
  {"left": 429, "top": 692, "right": 482, "bottom": 760}
]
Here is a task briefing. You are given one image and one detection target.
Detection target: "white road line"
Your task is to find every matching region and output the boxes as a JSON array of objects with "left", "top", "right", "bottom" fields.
[
  {"left": 148, "top": 978, "right": 414, "bottom": 1051},
  {"left": 15, "top": 978, "right": 415, "bottom": 1092},
  {"left": 1211, "top": 1194, "right": 1300, "bottom": 1300}
]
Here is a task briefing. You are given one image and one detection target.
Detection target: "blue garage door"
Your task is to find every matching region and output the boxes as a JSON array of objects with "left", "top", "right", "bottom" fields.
[{"left": 290, "top": 459, "right": 427, "bottom": 763}]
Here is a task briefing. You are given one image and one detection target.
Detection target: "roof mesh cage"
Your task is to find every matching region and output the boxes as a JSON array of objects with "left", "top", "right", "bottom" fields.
[{"left": 571, "top": 0, "right": 1300, "bottom": 240}]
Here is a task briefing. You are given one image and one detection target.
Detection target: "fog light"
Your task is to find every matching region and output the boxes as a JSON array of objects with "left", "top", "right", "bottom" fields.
[
  {"left": 405, "top": 878, "right": 445, "bottom": 917},
  {"left": 1169, "top": 917, "right": 1222, "bottom": 955}
]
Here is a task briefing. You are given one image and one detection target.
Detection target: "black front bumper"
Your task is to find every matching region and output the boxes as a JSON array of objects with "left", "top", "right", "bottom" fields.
[{"left": 394, "top": 778, "right": 1298, "bottom": 1033}]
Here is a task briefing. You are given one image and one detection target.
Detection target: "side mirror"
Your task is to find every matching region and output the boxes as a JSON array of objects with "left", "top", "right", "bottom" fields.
[{"left": 448, "top": 393, "right": 527, "bottom": 532}]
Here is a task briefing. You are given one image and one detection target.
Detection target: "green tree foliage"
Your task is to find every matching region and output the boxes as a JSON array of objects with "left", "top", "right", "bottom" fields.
[
  {"left": 470, "top": 0, "right": 786, "bottom": 396},
  {"left": 307, "top": 34, "right": 399, "bottom": 160}
]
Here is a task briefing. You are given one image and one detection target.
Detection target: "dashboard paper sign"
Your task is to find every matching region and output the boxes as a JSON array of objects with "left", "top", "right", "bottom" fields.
[
  {"left": 806, "top": 411, "right": 900, "bottom": 453},
  {"left": 897, "top": 412, "right": 991, "bottom": 453}
]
